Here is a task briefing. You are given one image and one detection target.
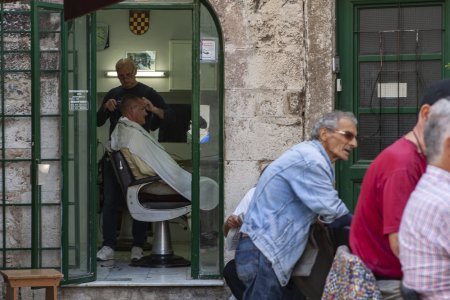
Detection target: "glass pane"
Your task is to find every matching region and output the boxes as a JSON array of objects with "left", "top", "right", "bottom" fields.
[
  {"left": 5, "top": 161, "right": 32, "bottom": 204},
  {"left": 5, "top": 205, "right": 32, "bottom": 248},
  {"left": 4, "top": 32, "right": 31, "bottom": 51},
  {"left": 1, "top": 12, "right": 31, "bottom": 31},
  {"left": 40, "top": 32, "right": 60, "bottom": 51},
  {"left": 4, "top": 117, "right": 32, "bottom": 159},
  {"left": 41, "top": 117, "right": 61, "bottom": 159},
  {"left": 41, "top": 206, "right": 61, "bottom": 248},
  {"left": 359, "top": 6, "right": 442, "bottom": 55},
  {"left": 359, "top": 60, "right": 441, "bottom": 108},
  {"left": 41, "top": 51, "right": 60, "bottom": 70},
  {"left": 2, "top": 2, "right": 31, "bottom": 11},
  {"left": 40, "top": 161, "right": 62, "bottom": 204},
  {"left": 4, "top": 72, "right": 32, "bottom": 115},
  {"left": 198, "top": 3, "right": 220, "bottom": 277},
  {"left": 39, "top": 11, "right": 61, "bottom": 31},
  {"left": 3, "top": 52, "right": 31, "bottom": 70},
  {"left": 41, "top": 72, "right": 61, "bottom": 115},
  {"left": 41, "top": 249, "right": 60, "bottom": 268},
  {"left": 6, "top": 250, "right": 32, "bottom": 268},
  {"left": 65, "top": 16, "right": 94, "bottom": 280}
]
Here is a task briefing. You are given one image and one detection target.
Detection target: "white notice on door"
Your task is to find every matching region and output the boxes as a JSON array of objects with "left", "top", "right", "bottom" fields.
[
  {"left": 377, "top": 83, "right": 407, "bottom": 98},
  {"left": 69, "top": 90, "right": 89, "bottom": 111}
]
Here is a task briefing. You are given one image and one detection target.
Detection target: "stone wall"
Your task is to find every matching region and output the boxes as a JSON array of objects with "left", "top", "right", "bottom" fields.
[{"left": 209, "top": 0, "right": 335, "bottom": 231}]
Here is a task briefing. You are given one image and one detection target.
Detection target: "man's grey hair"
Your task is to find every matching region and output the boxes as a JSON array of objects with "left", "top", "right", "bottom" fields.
[
  {"left": 310, "top": 110, "right": 358, "bottom": 140},
  {"left": 424, "top": 98, "right": 450, "bottom": 164}
]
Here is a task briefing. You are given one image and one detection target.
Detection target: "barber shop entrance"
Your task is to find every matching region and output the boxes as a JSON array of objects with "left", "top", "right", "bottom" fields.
[
  {"left": 90, "top": 1, "right": 224, "bottom": 286},
  {"left": 335, "top": 0, "right": 450, "bottom": 210},
  {"left": 0, "top": 0, "right": 224, "bottom": 290}
]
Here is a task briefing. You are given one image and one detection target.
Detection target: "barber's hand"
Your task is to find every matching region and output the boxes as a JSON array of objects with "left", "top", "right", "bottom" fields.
[
  {"left": 142, "top": 97, "right": 155, "bottom": 113},
  {"left": 104, "top": 99, "right": 118, "bottom": 112},
  {"left": 226, "top": 215, "right": 243, "bottom": 229}
]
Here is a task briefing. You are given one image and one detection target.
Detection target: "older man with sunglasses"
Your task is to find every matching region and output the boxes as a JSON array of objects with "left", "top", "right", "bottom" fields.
[
  {"left": 350, "top": 79, "right": 450, "bottom": 299},
  {"left": 235, "top": 110, "right": 357, "bottom": 299}
]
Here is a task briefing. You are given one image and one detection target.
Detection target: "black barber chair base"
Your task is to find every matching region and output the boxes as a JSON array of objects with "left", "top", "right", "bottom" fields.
[{"left": 131, "top": 254, "right": 190, "bottom": 268}]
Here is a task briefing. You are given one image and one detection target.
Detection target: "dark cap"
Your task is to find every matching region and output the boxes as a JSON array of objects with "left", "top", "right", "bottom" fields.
[{"left": 420, "top": 79, "right": 450, "bottom": 107}]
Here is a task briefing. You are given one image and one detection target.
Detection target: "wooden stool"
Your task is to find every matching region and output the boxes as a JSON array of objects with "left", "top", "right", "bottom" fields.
[{"left": 0, "top": 269, "right": 63, "bottom": 300}]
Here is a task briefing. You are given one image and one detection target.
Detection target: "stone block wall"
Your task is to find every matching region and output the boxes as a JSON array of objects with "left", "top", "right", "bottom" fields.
[{"left": 208, "top": 0, "right": 335, "bottom": 231}]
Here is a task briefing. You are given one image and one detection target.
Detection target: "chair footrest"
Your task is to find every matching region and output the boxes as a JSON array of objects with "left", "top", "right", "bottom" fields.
[
  {"left": 141, "top": 202, "right": 191, "bottom": 210},
  {"left": 130, "top": 254, "right": 191, "bottom": 268}
]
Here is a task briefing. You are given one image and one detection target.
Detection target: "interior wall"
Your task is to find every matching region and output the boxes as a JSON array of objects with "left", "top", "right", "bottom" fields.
[
  {"left": 96, "top": 9, "right": 193, "bottom": 153},
  {"left": 96, "top": 9, "right": 191, "bottom": 93}
]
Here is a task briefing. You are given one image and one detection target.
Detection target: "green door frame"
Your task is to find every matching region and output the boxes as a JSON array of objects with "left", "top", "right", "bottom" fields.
[
  {"left": 336, "top": 0, "right": 450, "bottom": 210},
  {"left": 92, "top": 0, "right": 224, "bottom": 281},
  {"left": 61, "top": 13, "right": 98, "bottom": 284}
]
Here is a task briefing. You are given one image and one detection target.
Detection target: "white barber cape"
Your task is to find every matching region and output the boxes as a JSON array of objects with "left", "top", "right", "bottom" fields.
[{"left": 111, "top": 117, "right": 218, "bottom": 210}]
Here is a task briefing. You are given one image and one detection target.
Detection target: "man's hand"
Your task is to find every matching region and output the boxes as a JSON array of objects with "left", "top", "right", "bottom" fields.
[
  {"left": 223, "top": 215, "right": 243, "bottom": 237},
  {"left": 142, "top": 97, "right": 165, "bottom": 119},
  {"left": 227, "top": 215, "right": 243, "bottom": 229},
  {"left": 104, "top": 99, "right": 119, "bottom": 112},
  {"left": 142, "top": 97, "right": 155, "bottom": 112}
]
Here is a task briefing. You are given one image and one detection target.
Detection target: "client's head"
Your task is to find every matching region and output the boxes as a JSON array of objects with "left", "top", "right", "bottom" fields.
[{"left": 120, "top": 94, "right": 148, "bottom": 125}]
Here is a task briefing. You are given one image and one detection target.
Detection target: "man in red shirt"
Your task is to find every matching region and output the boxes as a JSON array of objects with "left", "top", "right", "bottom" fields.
[{"left": 350, "top": 79, "right": 450, "bottom": 299}]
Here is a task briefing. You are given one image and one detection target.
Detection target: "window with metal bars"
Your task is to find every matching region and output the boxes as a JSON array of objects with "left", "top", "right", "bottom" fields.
[{"left": 357, "top": 5, "right": 443, "bottom": 160}]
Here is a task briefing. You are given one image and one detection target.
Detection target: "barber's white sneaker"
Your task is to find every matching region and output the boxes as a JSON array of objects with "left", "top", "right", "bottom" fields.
[
  {"left": 131, "top": 246, "right": 144, "bottom": 261},
  {"left": 97, "top": 246, "right": 114, "bottom": 261}
]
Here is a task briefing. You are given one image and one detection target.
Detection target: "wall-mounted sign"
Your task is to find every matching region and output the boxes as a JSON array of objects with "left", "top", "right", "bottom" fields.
[{"left": 69, "top": 90, "right": 89, "bottom": 111}]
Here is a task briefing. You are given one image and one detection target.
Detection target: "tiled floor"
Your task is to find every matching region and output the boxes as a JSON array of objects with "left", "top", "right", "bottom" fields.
[{"left": 85, "top": 242, "right": 223, "bottom": 287}]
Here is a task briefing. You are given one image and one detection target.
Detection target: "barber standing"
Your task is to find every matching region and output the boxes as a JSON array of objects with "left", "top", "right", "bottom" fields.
[{"left": 96, "top": 58, "right": 175, "bottom": 262}]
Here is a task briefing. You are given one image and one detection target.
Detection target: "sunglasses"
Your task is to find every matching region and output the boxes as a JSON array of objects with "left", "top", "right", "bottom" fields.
[{"left": 327, "top": 128, "right": 357, "bottom": 141}]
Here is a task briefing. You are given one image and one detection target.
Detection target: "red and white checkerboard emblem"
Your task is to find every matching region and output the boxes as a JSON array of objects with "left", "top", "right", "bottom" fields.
[{"left": 129, "top": 10, "right": 150, "bottom": 35}]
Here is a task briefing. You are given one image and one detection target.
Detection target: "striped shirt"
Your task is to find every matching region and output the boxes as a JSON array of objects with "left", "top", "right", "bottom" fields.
[{"left": 399, "top": 165, "right": 450, "bottom": 300}]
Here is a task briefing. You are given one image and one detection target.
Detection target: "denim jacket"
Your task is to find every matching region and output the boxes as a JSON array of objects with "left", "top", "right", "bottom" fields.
[{"left": 240, "top": 140, "right": 349, "bottom": 286}]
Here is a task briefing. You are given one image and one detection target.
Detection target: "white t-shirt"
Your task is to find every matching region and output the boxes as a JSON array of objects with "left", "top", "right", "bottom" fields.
[
  {"left": 225, "top": 187, "right": 256, "bottom": 251},
  {"left": 232, "top": 187, "right": 256, "bottom": 217}
]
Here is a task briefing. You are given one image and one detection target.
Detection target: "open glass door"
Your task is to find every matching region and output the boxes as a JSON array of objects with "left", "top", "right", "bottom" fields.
[
  {"left": 194, "top": 2, "right": 223, "bottom": 278},
  {"left": 62, "top": 14, "right": 97, "bottom": 284}
]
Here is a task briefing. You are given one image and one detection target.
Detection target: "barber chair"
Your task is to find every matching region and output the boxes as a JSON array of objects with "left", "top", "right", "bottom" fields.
[{"left": 109, "top": 150, "right": 191, "bottom": 267}]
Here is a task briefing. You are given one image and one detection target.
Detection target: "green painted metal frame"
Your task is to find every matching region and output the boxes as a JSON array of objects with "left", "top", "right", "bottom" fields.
[
  {"left": 196, "top": 1, "right": 225, "bottom": 279},
  {"left": 96, "top": 0, "right": 224, "bottom": 280},
  {"left": 61, "top": 13, "right": 98, "bottom": 285},
  {"left": 0, "top": 1, "right": 65, "bottom": 269},
  {"left": 0, "top": 3, "right": 36, "bottom": 266},
  {"left": 336, "top": 0, "right": 450, "bottom": 211}
]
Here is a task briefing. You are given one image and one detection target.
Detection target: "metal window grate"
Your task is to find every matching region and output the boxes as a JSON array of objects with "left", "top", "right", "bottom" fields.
[
  {"left": 359, "top": 6, "right": 442, "bottom": 55},
  {"left": 357, "top": 5, "right": 442, "bottom": 160}
]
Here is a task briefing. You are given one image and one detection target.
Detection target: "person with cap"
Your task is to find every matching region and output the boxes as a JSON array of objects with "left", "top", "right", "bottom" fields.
[{"left": 349, "top": 79, "right": 450, "bottom": 299}]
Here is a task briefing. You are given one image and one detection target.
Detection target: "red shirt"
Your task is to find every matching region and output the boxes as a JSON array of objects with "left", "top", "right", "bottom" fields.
[{"left": 350, "top": 137, "right": 426, "bottom": 279}]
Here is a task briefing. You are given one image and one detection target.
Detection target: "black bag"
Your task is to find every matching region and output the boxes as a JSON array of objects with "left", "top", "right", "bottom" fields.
[{"left": 292, "top": 222, "right": 336, "bottom": 300}]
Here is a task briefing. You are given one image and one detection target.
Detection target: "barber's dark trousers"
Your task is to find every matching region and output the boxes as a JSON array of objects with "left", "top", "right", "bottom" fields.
[{"left": 101, "top": 154, "right": 148, "bottom": 249}]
